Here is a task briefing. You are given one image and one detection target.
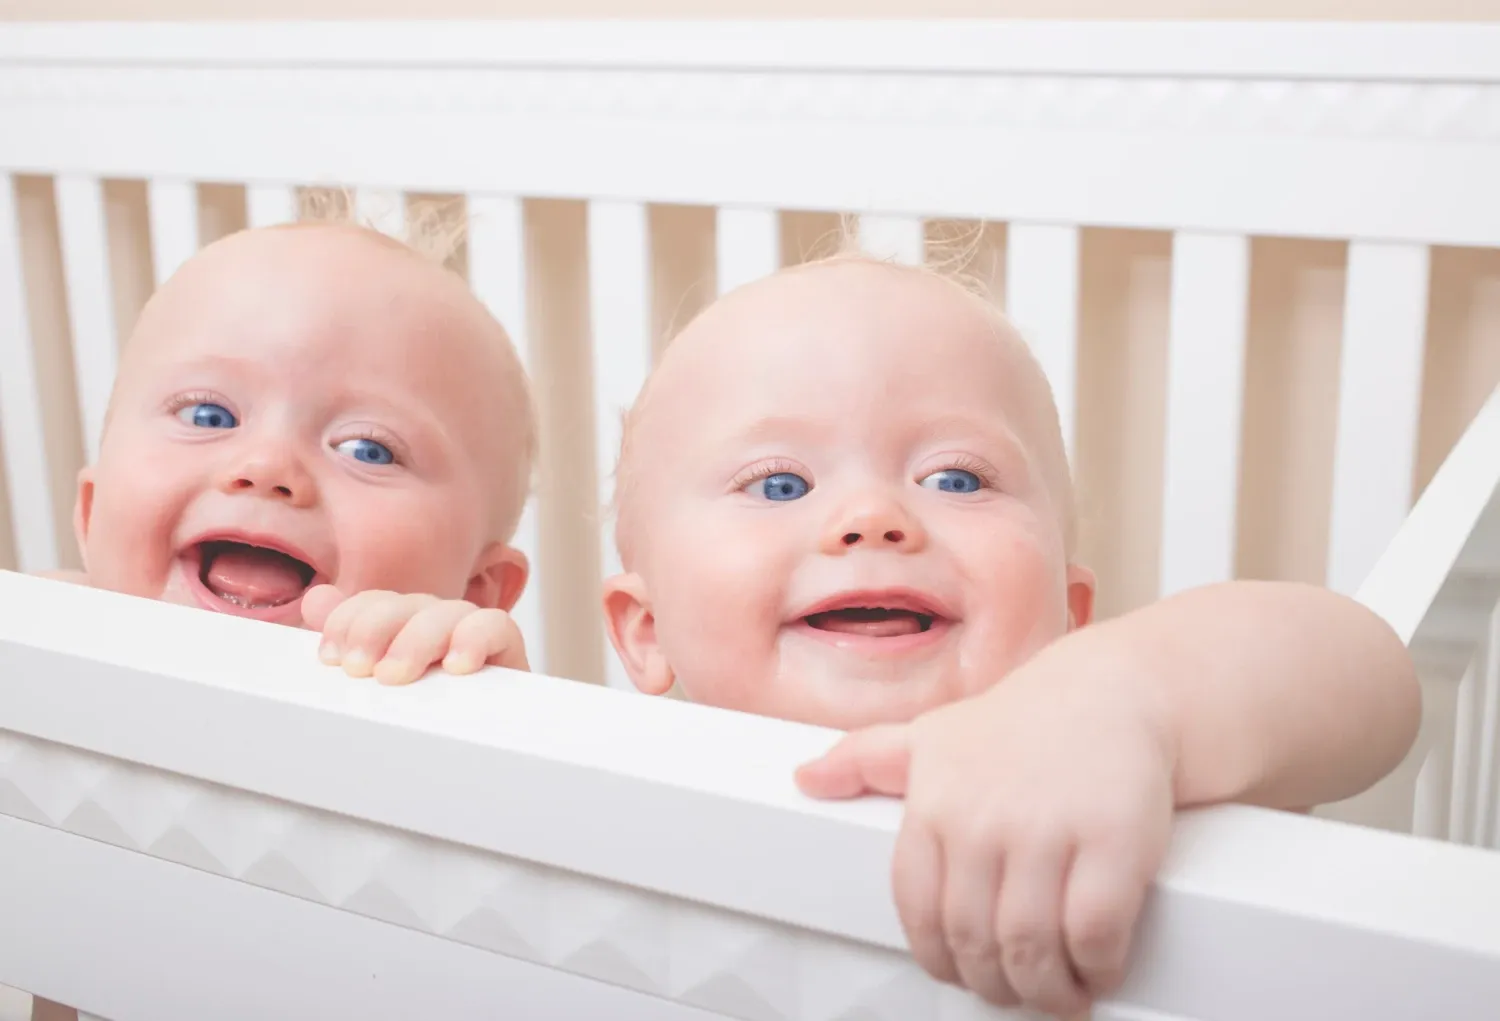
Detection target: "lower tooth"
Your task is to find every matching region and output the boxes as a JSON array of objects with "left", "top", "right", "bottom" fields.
[{"left": 215, "top": 591, "right": 278, "bottom": 609}]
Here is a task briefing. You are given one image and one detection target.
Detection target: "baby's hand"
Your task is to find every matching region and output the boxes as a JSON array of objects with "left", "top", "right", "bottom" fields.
[
  {"left": 795, "top": 651, "right": 1176, "bottom": 1017},
  {"left": 301, "top": 585, "right": 529, "bottom": 685}
]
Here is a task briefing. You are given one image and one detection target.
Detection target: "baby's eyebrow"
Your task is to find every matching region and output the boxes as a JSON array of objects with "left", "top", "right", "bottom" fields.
[
  {"left": 153, "top": 353, "right": 260, "bottom": 380},
  {"left": 715, "top": 414, "right": 825, "bottom": 448},
  {"left": 895, "top": 413, "right": 1039, "bottom": 491},
  {"left": 908, "top": 413, "right": 1030, "bottom": 460}
]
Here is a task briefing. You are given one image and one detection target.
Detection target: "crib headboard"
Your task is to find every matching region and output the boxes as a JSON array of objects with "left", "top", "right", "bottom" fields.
[
  {"left": 2, "top": 20, "right": 1499, "bottom": 691},
  {"left": 3, "top": 20, "right": 1500, "bottom": 1021}
]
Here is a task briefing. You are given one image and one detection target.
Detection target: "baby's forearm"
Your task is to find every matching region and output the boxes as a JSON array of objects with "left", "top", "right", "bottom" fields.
[{"left": 1077, "top": 580, "right": 1421, "bottom": 811}]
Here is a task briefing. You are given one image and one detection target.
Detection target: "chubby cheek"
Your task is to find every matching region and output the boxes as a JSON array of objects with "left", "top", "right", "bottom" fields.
[
  {"left": 81, "top": 462, "right": 192, "bottom": 598},
  {"left": 327, "top": 489, "right": 484, "bottom": 598},
  {"left": 954, "top": 525, "right": 1071, "bottom": 698},
  {"left": 649, "top": 516, "right": 795, "bottom": 712}
]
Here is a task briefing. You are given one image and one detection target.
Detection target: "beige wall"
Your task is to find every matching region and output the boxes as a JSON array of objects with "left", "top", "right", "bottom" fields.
[{"left": 5, "top": 0, "right": 1500, "bottom": 18}]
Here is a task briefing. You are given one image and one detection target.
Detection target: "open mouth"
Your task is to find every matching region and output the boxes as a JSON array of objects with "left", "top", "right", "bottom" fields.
[
  {"left": 196, "top": 539, "right": 317, "bottom": 610},
  {"left": 799, "top": 591, "right": 952, "bottom": 640},
  {"left": 805, "top": 607, "right": 937, "bottom": 637}
]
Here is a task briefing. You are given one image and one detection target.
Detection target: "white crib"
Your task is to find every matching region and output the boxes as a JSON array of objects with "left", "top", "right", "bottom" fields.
[{"left": 1, "top": 19, "right": 1499, "bottom": 1021}]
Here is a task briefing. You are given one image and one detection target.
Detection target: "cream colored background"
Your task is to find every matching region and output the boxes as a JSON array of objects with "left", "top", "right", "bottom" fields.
[
  {"left": 5, "top": 1, "right": 1500, "bottom": 19},
  {"left": 1, "top": 10, "right": 1498, "bottom": 692}
]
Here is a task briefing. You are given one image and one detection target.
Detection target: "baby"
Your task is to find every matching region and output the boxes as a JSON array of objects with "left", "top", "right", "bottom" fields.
[
  {"left": 27, "top": 217, "right": 536, "bottom": 1021},
  {"left": 39, "top": 219, "right": 534, "bottom": 678},
  {"left": 596, "top": 254, "right": 1421, "bottom": 1015},
  {"left": 352, "top": 248, "right": 1419, "bottom": 1015}
]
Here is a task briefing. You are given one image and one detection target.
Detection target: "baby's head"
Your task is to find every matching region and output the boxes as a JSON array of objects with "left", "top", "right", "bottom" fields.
[
  {"left": 605, "top": 255, "right": 1094, "bottom": 730},
  {"left": 76, "top": 221, "right": 535, "bottom": 626}
]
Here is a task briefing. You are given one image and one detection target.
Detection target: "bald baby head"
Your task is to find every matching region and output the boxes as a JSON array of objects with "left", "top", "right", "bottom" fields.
[{"left": 614, "top": 255, "right": 1076, "bottom": 567}]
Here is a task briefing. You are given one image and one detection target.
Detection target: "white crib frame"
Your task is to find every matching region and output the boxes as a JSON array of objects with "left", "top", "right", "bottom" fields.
[{"left": 2, "top": 19, "right": 1500, "bottom": 1020}]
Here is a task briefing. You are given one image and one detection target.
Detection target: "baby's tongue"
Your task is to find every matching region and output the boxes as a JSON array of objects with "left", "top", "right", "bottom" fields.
[
  {"left": 204, "top": 546, "right": 308, "bottom": 606},
  {"left": 808, "top": 609, "right": 925, "bottom": 637}
]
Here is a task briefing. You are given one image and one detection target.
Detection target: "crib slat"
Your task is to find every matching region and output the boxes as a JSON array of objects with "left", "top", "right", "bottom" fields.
[
  {"left": 1325, "top": 242, "right": 1431, "bottom": 595},
  {"left": 465, "top": 193, "right": 546, "bottom": 676},
  {"left": 1451, "top": 657, "right": 1481, "bottom": 844},
  {"left": 858, "top": 214, "right": 924, "bottom": 265},
  {"left": 1158, "top": 232, "right": 1251, "bottom": 596},
  {"left": 147, "top": 178, "right": 200, "bottom": 289},
  {"left": 1474, "top": 607, "right": 1500, "bottom": 848},
  {"left": 355, "top": 189, "right": 406, "bottom": 239},
  {"left": 0, "top": 175, "right": 60, "bottom": 572},
  {"left": 1414, "top": 666, "right": 1458, "bottom": 841},
  {"left": 1005, "top": 223, "right": 1080, "bottom": 458},
  {"left": 715, "top": 207, "right": 780, "bottom": 295},
  {"left": 245, "top": 184, "right": 298, "bottom": 229},
  {"left": 588, "top": 200, "right": 651, "bottom": 691},
  {"left": 55, "top": 175, "right": 117, "bottom": 463}
]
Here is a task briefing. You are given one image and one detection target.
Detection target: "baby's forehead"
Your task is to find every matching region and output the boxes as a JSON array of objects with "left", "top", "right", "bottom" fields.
[
  {"left": 643, "top": 261, "right": 1047, "bottom": 431},
  {"left": 113, "top": 223, "right": 526, "bottom": 429},
  {"left": 125, "top": 226, "right": 478, "bottom": 362}
]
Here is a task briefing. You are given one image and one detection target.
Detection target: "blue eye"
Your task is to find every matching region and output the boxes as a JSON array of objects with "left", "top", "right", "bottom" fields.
[
  {"left": 756, "top": 472, "right": 810, "bottom": 501},
  {"left": 336, "top": 437, "right": 395, "bottom": 465},
  {"left": 922, "top": 468, "right": 984, "bottom": 494},
  {"left": 177, "top": 402, "right": 236, "bottom": 429}
]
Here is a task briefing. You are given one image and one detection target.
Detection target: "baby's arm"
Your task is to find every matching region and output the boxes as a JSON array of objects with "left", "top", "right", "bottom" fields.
[
  {"left": 1090, "top": 579, "right": 1419, "bottom": 812},
  {"left": 796, "top": 579, "right": 1420, "bottom": 1015}
]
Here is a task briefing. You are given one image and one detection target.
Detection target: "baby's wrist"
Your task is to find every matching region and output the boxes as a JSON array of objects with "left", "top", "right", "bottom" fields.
[{"left": 1038, "top": 626, "right": 1183, "bottom": 787}]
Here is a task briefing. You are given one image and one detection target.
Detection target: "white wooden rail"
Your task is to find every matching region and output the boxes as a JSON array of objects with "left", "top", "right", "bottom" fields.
[{"left": 1, "top": 563, "right": 1500, "bottom": 1021}]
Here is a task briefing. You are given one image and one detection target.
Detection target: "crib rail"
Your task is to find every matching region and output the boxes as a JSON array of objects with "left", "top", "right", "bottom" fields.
[{"left": 0, "top": 570, "right": 1498, "bottom": 1021}]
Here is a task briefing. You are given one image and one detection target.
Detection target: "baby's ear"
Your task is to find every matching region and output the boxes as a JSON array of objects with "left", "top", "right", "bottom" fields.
[
  {"left": 1065, "top": 562, "right": 1096, "bottom": 631},
  {"left": 603, "top": 573, "right": 674, "bottom": 696},
  {"left": 72, "top": 467, "right": 95, "bottom": 569},
  {"left": 466, "top": 543, "right": 528, "bottom": 611}
]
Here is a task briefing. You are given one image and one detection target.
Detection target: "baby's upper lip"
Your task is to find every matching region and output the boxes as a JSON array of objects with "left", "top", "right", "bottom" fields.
[{"left": 795, "top": 587, "right": 956, "bottom": 621}]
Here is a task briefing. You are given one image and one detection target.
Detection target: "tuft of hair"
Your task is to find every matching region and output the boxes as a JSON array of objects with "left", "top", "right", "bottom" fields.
[{"left": 292, "top": 186, "right": 470, "bottom": 271}]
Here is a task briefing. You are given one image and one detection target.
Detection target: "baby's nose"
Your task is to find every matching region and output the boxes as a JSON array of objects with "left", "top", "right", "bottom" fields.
[
  {"left": 222, "top": 456, "right": 315, "bottom": 507},
  {"left": 821, "top": 497, "right": 926, "bottom": 554}
]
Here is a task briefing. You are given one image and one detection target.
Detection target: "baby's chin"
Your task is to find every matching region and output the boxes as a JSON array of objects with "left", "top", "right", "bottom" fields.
[{"left": 761, "top": 632, "right": 971, "bottom": 730}]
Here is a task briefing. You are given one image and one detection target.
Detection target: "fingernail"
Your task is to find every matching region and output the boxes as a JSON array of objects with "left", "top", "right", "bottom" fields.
[
  {"left": 342, "top": 650, "right": 374, "bottom": 677},
  {"left": 318, "top": 641, "right": 339, "bottom": 663},
  {"left": 443, "top": 650, "right": 479, "bottom": 674},
  {"left": 374, "top": 659, "right": 411, "bottom": 686}
]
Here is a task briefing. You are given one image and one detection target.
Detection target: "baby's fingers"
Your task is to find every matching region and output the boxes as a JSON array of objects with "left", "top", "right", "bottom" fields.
[
  {"left": 940, "top": 835, "right": 1012, "bottom": 1006},
  {"left": 319, "top": 589, "right": 402, "bottom": 666},
  {"left": 892, "top": 819, "right": 961, "bottom": 987},
  {"left": 373, "top": 601, "right": 484, "bottom": 685},
  {"left": 336, "top": 593, "right": 440, "bottom": 680},
  {"left": 300, "top": 584, "right": 346, "bottom": 631},
  {"left": 444, "top": 609, "right": 529, "bottom": 674},
  {"left": 1062, "top": 845, "right": 1150, "bottom": 998},
  {"left": 994, "top": 842, "right": 1087, "bottom": 1016}
]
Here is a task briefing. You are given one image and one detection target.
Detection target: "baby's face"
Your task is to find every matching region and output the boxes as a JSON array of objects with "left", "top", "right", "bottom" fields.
[
  {"left": 607, "top": 261, "right": 1093, "bottom": 730},
  {"left": 76, "top": 225, "right": 530, "bottom": 627}
]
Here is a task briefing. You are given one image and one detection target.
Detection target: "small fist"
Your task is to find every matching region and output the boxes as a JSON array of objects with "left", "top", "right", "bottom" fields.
[
  {"left": 795, "top": 656, "right": 1175, "bottom": 1017},
  {"left": 302, "top": 585, "right": 529, "bottom": 686}
]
